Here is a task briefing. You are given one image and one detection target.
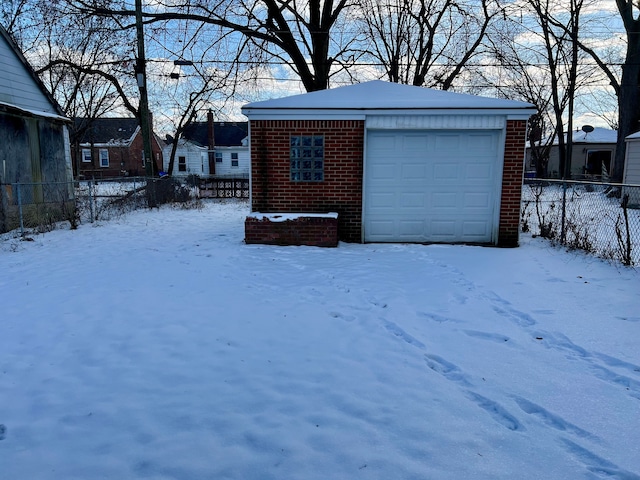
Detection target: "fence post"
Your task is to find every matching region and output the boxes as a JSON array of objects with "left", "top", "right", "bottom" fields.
[
  {"left": 89, "top": 179, "right": 95, "bottom": 223},
  {"left": 0, "top": 178, "right": 6, "bottom": 234},
  {"left": 16, "top": 182, "right": 25, "bottom": 237},
  {"left": 560, "top": 181, "right": 567, "bottom": 244},
  {"left": 621, "top": 194, "right": 632, "bottom": 266}
]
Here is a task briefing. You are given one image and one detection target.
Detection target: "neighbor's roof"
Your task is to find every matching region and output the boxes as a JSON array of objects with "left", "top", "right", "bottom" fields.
[
  {"left": 528, "top": 127, "right": 618, "bottom": 149},
  {"left": 626, "top": 131, "right": 640, "bottom": 141},
  {"left": 181, "top": 121, "right": 248, "bottom": 148},
  {"left": 569, "top": 127, "right": 617, "bottom": 144},
  {"left": 75, "top": 117, "right": 140, "bottom": 145},
  {"left": 242, "top": 80, "right": 536, "bottom": 119}
]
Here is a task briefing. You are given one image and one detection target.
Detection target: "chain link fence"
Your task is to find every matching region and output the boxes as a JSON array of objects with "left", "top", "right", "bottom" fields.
[
  {"left": 0, "top": 177, "right": 202, "bottom": 236},
  {"left": 521, "top": 180, "right": 640, "bottom": 266},
  {"left": 3, "top": 176, "right": 639, "bottom": 266}
]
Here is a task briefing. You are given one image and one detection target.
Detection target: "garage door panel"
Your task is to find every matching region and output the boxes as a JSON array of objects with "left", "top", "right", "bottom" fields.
[
  {"left": 369, "top": 133, "right": 397, "bottom": 151},
  {"left": 434, "top": 134, "right": 462, "bottom": 153},
  {"left": 430, "top": 220, "right": 457, "bottom": 238},
  {"left": 431, "top": 192, "right": 457, "bottom": 209},
  {"left": 370, "top": 162, "right": 397, "bottom": 181},
  {"left": 402, "top": 163, "right": 427, "bottom": 179},
  {"left": 463, "top": 191, "right": 491, "bottom": 209},
  {"left": 462, "top": 221, "right": 490, "bottom": 237},
  {"left": 399, "top": 192, "right": 426, "bottom": 208},
  {"left": 433, "top": 163, "right": 459, "bottom": 181},
  {"left": 465, "top": 163, "right": 493, "bottom": 181},
  {"left": 368, "top": 220, "right": 395, "bottom": 237},
  {"left": 402, "top": 135, "right": 429, "bottom": 151},
  {"left": 467, "top": 133, "right": 498, "bottom": 152},
  {"left": 365, "top": 129, "right": 500, "bottom": 243},
  {"left": 369, "top": 191, "right": 396, "bottom": 209},
  {"left": 398, "top": 220, "right": 425, "bottom": 236}
]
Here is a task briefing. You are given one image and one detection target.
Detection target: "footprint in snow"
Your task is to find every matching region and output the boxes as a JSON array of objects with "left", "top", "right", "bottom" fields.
[
  {"left": 463, "top": 330, "right": 511, "bottom": 344},
  {"left": 417, "top": 311, "right": 460, "bottom": 324},
  {"left": 329, "top": 311, "right": 355, "bottom": 322},
  {"left": 383, "top": 320, "right": 425, "bottom": 348},
  {"left": 424, "top": 354, "right": 472, "bottom": 387},
  {"left": 560, "top": 439, "right": 640, "bottom": 480},
  {"left": 512, "top": 396, "right": 596, "bottom": 440},
  {"left": 465, "top": 391, "right": 524, "bottom": 432}
]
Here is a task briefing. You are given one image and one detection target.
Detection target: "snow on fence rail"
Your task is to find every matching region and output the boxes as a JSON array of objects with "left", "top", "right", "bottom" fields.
[{"left": 520, "top": 180, "right": 640, "bottom": 266}]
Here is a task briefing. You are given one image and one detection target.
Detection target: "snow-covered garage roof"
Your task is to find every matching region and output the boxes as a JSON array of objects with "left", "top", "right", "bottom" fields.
[{"left": 242, "top": 80, "right": 536, "bottom": 120}]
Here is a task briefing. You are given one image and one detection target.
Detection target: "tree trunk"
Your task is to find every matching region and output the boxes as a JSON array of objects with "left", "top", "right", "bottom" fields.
[{"left": 614, "top": 30, "right": 640, "bottom": 181}]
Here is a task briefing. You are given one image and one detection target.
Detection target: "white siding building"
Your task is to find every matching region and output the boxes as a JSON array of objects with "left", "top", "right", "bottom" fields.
[
  {"left": 210, "top": 140, "right": 249, "bottom": 177},
  {"left": 163, "top": 140, "right": 209, "bottom": 176},
  {"left": 163, "top": 114, "right": 248, "bottom": 178},
  {"left": 623, "top": 131, "right": 640, "bottom": 207}
]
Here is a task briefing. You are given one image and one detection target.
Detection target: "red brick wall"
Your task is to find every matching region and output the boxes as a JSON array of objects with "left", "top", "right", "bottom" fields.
[
  {"left": 245, "top": 215, "right": 338, "bottom": 247},
  {"left": 250, "top": 120, "right": 365, "bottom": 242},
  {"left": 498, "top": 120, "right": 528, "bottom": 247}
]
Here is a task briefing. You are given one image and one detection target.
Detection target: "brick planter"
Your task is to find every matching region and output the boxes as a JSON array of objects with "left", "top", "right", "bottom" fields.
[{"left": 245, "top": 213, "right": 339, "bottom": 247}]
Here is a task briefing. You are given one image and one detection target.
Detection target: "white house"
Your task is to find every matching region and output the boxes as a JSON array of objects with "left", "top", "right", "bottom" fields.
[
  {"left": 622, "top": 131, "right": 640, "bottom": 207},
  {"left": 527, "top": 127, "right": 618, "bottom": 179},
  {"left": 163, "top": 138, "right": 209, "bottom": 177},
  {"left": 163, "top": 111, "right": 248, "bottom": 177}
]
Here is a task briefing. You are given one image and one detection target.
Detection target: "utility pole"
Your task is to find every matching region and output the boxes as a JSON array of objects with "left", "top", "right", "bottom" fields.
[{"left": 135, "top": 0, "right": 154, "bottom": 179}]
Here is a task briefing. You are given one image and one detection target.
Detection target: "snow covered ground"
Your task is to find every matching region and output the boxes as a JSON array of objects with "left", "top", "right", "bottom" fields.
[{"left": 1, "top": 199, "right": 639, "bottom": 479}]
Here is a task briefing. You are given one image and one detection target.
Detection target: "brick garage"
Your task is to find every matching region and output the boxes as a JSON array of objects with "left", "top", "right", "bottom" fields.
[{"left": 242, "top": 81, "right": 535, "bottom": 247}]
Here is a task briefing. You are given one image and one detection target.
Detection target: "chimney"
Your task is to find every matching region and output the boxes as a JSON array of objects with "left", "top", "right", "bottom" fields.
[
  {"left": 207, "top": 109, "right": 216, "bottom": 175},
  {"left": 207, "top": 109, "right": 215, "bottom": 149}
]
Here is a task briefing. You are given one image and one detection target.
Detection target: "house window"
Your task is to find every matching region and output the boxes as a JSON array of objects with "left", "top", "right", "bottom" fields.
[
  {"left": 585, "top": 150, "right": 612, "bottom": 177},
  {"left": 215, "top": 152, "right": 223, "bottom": 163},
  {"left": 178, "top": 156, "right": 187, "bottom": 172},
  {"left": 231, "top": 152, "right": 239, "bottom": 167},
  {"left": 99, "top": 149, "right": 109, "bottom": 168},
  {"left": 82, "top": 148, "right": 92, "bottom": 163},
  {"left": 290, "top": 135, "right": 324, "bottom": 182}
]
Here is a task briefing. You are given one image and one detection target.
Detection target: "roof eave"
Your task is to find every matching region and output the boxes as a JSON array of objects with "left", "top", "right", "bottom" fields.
[
  {"left": 241, "top": 107, "right": 537, "bottom": 121},
  {"left": 0, "top": 100, "right": 70, "bottom": 122}
]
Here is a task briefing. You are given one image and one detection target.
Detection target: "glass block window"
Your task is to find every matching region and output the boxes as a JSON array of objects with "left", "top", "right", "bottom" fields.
[{"left": 290, "top": 135, "right": 324, "bottom": 182}]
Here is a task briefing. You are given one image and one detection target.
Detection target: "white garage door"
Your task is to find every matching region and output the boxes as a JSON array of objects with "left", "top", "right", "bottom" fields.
[{"left": 364, "top": 129, "right": 501, "bottom": 243}]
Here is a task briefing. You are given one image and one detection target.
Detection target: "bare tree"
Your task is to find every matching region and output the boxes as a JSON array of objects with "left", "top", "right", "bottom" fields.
[
  {"left": 612, "top": 0, "right": 640, "bottom": 180},
  {"left": 543, "top": 0, "right": 639, "bottom": 181},
  {"left": 488, "top": 0, "right": 594, "bottom": 178},
  {"left": 357, "top": 0, "right": 499, "bottom": 89},
  {"left": 0, "top": 0, "right": 34, "bottom": 47},
  {"left": 487, "top": 16, "right": 557, "bottom": 176},
  {"left": 64, "top": 0, "right": 363, "bottom": 92}
]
